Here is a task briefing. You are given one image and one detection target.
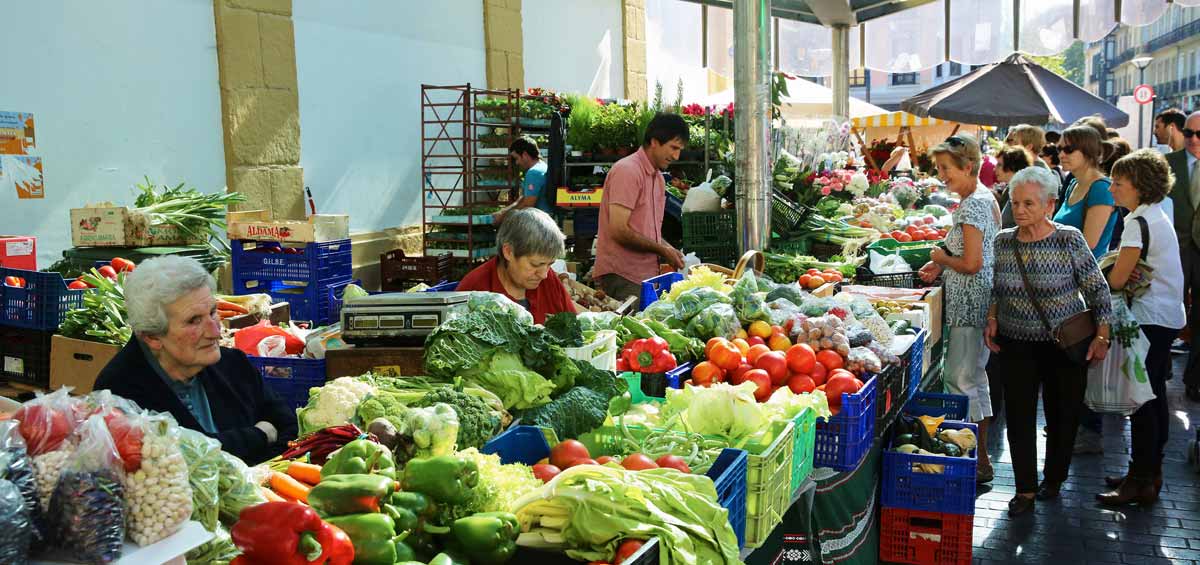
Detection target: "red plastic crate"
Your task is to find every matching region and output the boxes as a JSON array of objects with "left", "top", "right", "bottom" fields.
[{"left": 879, "top": 507, "right": 973, "bottom": 565}]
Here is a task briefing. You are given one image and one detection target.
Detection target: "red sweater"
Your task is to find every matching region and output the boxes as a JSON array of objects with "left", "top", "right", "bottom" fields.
[{"left": 456, "top": 257, "right": 576, "bottom": 324}]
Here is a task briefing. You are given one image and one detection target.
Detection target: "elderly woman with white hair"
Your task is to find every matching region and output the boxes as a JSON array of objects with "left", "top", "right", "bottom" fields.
[
  {"left": 457, "top": 208, "right": 576, "bottom": 323},
  {"left": 985, "top": 166, "right": 1115, "bottom": 516},
  {"left": 93, "top": 255, "right": 297, "bottom": 464}
]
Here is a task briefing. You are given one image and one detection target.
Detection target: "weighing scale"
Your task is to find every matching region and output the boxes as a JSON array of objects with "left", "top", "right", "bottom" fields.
[{"left": 340, "top": 291, "right": 471, "bottom": 346}]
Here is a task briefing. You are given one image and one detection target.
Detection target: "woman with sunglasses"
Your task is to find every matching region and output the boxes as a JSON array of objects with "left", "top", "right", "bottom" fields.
[{"left": 918, "top": 134, "right": 1002, "bottom": 483}]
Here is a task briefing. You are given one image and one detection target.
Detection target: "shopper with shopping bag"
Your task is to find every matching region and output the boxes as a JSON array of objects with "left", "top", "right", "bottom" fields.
[{"left": 1093, "top": 149, "right": 1187, "bottom": 506}]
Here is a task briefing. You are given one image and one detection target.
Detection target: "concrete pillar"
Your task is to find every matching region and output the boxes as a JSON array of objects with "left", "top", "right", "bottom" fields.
[
  {"left": 212, "top": 0, "right": 306, "bottom": 219},
  {"left": 483, "top": 0, "right": 524, "bottom": 90},
  {"left": 831, "top": 25, "right": 850, "bottom": 119},
  {"left": 622, "top": 0, "right": 648, "bottom": 101}
]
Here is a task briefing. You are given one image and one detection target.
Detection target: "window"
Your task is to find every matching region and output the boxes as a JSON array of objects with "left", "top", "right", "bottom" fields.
[
  {"left": 891, "top": 72, "right": 918, "bottom": 85},
  {"left": 849, "top": 68, "right": 866, "bottom": 87},
  {"left": 950, "top": 62, "right": 962, "bottom": 75}
]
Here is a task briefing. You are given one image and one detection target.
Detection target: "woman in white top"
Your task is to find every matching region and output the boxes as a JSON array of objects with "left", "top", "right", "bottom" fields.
[{"left": 1097, "top": 149, "right": 1186, "bottom": 506}]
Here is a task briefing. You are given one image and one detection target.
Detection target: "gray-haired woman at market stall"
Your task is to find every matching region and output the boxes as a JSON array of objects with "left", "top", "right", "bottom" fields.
[
  {"left": 917, "top": 134, "right": 1001, "bottom": 484},
  {"left": 985, "top": 166, "right": 1114, "bottom": 516},
  {"left": 93, "top": 255, "right": 298, "bottom": 464}
]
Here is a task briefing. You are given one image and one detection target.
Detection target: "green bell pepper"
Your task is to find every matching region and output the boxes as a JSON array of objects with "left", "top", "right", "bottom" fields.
[
  {"left": 308, "top": 474, "right": 399, "bottom": 518},
  {"left": 442, "top": 512, "right": 518, "bottom": 564},
  {"left": 383, "top": 491, "right": 431, "bottom": 532},
  {"left": 324, "top": 513, "right": 402, "bottom": 565},
  {"left": 322, "top": 439, "right": 398, "bottom": 480},
  {"left": 402, "top": 455, "right": 479, "bottom": 506},
  {"left": 428, "top": 553, "right": 468, "bottom": 565}
]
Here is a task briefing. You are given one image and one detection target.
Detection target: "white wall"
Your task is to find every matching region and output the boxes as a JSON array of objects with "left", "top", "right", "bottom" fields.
[
  {"left": 523, "top": 0, "right": 624, "bottom": 98},
  {"left": 0, "top": 0, "right": 225, "bottom": 268},
  {"left": 294, "top": 0, "right": 487, "bottom": 234}
]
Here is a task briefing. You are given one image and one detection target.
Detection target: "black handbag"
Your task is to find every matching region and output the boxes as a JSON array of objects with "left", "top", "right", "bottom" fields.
[{"left": 1012, "top": 234, "right": 1096, "bottom": 366}]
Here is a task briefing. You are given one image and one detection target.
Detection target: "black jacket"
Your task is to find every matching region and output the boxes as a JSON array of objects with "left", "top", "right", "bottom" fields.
[{"left": 93, "top": 339, "right": 298, "bottom": 465}]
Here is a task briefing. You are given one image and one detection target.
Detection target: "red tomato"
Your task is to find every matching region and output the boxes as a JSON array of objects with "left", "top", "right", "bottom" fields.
[
  {"left": 728, "top": 363, "right": 754, "bottom": 385},
  {"left": 746, "top": 344, "right": 772, "bottom": 365},
  {"left": 614, "top": 539, "right": 646, "bottom": 563},
  {"left": 620, "top": 453, "right": 659, "bottom": 471},
  {"left": 816, "top": 349, "right": 845, "bottom": 371},
  {"left": 798, "top": 274, "right": 813, "bottom": 288},
  {"left": 98, "top": 265, "right": 118, "bottom": 280},
  {"left": 806, "top": 268, "right": 820, "bottom": 276},
  {"left": 744, "top": 369, "right": 772, "bottom": 402},
  {"left": 923, "top": 216, "right": 936, "bottom": 224},
  {"left": 67, "top": 280, "right": 89, "bottom": 290},
  {"left": 890, "top": 230, "right": 904, "bottom": 240},
  {"left": 705, "top": 337, "right": 727, "bottom": 357},
  {"left": 897, "top": 233, "right": 912, "bottom": 242},
  {"left": 787, "top": 374, "right": 816, "bottom": 394},
  {"left": 708, "top": 341, "right": 743, "bottom": 371},
  {"left": 655, "top": 455, "right": 691, "bottom": 473},
  {"left": 595, "top": 456, "right": 616, "bottom": 465},
  {"left": 786, "top": 344, "right": 816, "bottom": 374},
  {"left": 570, "top": 458, "right": 599, "bottom": 468},
  {"left": 110, "top": 257, "right": 136, "bottom": 272},
  {"left": 879, "top": 232, "right": 893, "bottom": 239},
  {"left": 755, "top": 351, "right": 789, "bottom": 385},
  {"left": 746, "top": 336, "right": 766, "bottom": 347},
  {"left": 3, "top": 276, "right": 23, "bottom": 288},
  {"left": 532, "top": 464, "right": 562, "bottom": 482},
  {"left": 691, "top": 361, "right": 724, "bottom": 386},
  {"left": 905, "top": 225, "right": 919, "bottom": 235},
  {"left": 810, "top": 361, "right": 828, "bottom": 386},
  {"left": 550, "top": 440, "right": 590, "bottom": 469},
  {"left": 730, "top": 338, "right": 751, "bottom": 357}
]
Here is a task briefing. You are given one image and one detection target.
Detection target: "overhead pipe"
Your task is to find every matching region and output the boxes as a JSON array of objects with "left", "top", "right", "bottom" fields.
[{"left": 733, "top": 0, "right": 772, "bottom": 254}]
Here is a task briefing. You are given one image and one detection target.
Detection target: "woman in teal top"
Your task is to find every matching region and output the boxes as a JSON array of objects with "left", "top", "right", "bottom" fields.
[{"left": 1052, "top": 125, "right": 1117, "bottom": 257}]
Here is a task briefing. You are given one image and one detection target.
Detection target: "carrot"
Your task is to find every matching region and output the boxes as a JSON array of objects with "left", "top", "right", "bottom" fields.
[
  {"left": 287, "top": 461, "right": 323, "bottom": 486},
  {"left": 270, "top": 471, "right": 312, "bottom": 503},
  {"left": 218, "top": 309, "right": 240, "bottom": 319},
  {"left": 261, "top": 486, "right": 286, "bottom": 502},
  {"left": 217, "top": 300, "right": 249, "bottom": 314}
]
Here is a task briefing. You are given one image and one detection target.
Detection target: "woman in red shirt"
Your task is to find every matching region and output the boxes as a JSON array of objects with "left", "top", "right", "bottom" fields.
[{"left": 457, "top": 208, "right": 576, "bottom": 324}]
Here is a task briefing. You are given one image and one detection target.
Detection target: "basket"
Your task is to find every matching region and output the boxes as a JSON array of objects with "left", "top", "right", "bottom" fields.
[
  {"left": 904, "top": 330, "right": 927, "bottom": 401},
  {"left": 247, "top": 356, "right": 328, "bottom": 410},
  {"left": 380, "top": 250, "right": 453, "bottom": 290},
  {"left": 237, "top": 277, "right": 354, "bottom": 324},
  {"left": 813, "top": 374, "right": 877, "bottom": 471},
  {"left": 564, "top": 329, "right": 618, "bottom": 372},
  {"left": 864, "top": 239, "right": 940, "bottom": 270},
  {"left": 0, "top": 326, "right": 53, "bottom": 387},
  {"left": 789, "top": 406, "right": 817, "bottom": 496},
  {"left": 882, "top": 421, "right": 978, "bottom": 515},
  {"left": 878, "top": 508, "right": 973, "bottom": 565},
  {"left": 231, "top": 239, "right": 352, "bottom": 282},
  {"left": 904, "top": 391, "right": 969, "bottom": 421},
  {"left": 770, "top": 191, "right": 805, "bottom": 236},
  {"left": 0, "top": 267, "right": 86, "bottom": 331},
  {"left": 682, "top": 210, "right": 736, "bottom": 247}
]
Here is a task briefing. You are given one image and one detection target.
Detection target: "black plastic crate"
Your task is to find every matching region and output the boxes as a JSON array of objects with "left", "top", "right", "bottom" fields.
[
  {"left": 853, "top": 268, "right": 942, "bottom": 289},
  {"left": 685, "top": 243, "right": 739, "bottom": 268},
  {"left": 0, "top": 326, "right": 53, "bottom": 387},
  {"left": 682, "top": 209, "right": 735, "bottom": 247},
  {"left": 874, "top": 362, "right": 908, "bottom": 437}
]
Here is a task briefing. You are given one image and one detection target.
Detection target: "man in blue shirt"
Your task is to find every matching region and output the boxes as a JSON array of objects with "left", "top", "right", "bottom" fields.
[{"left": 494, "top": 137, "right": 551, "bottom": 223}]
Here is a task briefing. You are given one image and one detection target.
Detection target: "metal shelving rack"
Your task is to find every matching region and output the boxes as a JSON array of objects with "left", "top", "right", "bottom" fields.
[{"left": 420, "top": 84, "right": 522, "bottom": 268}]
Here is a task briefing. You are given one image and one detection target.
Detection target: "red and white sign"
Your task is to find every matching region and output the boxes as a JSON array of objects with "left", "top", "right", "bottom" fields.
[{"left": 1133, "top": 84, "right": 1155, "bottom": 105}]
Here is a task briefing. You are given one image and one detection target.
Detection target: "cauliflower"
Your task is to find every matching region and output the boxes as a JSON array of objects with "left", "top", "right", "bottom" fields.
[{"left": 297, "top": 377, "right": 376, "bottom": 434}]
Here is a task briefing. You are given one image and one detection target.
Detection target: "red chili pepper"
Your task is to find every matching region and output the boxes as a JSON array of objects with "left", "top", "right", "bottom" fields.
[
  {"left": 230, "top": 502, "right": 355, "bottom": 565},
  {"left": 622, "top": 337, "right": 677, "bottom": 373}
]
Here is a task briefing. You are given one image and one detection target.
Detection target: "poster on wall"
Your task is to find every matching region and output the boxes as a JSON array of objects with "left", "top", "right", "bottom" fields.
[
  {"left": 0, "top": 112, "right": 35, "bottom": 155},
  {"left": 0, "top": 155, "right": 45, "bottom": 199}
]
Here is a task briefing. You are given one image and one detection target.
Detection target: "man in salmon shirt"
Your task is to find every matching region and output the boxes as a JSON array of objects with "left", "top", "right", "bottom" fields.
[{"left": 593, "top": 113, "right": 690, "bottom": 300}]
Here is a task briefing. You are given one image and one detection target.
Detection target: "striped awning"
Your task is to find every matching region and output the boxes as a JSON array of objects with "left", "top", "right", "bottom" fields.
[{"left": 851, "top": 111, "right": 995, "bottom": 130}]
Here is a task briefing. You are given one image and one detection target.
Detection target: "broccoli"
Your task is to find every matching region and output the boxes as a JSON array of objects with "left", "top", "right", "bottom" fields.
[
  {"left": 354, "top": 390, "right": 423, "bottom": 431},
  {"left": 415, "top": 387, "right": 502, "bottom": 450},
  {"left": 517, "top": 387, "right": 609, "bottom": 441}
]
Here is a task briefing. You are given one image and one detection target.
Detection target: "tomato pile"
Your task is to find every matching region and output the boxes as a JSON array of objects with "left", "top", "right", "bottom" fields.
[
  {"left": 879, "top": 216, "right": 947, "bottom": 242},
  {"left": 531, "top": 439, "right": 694, "bottom": 485},
  {"left": 797, "top": 267, "right": 843, "bottom": 290}
]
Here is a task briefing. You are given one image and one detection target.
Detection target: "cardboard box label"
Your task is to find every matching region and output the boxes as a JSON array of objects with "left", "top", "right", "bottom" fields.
[
  {"left": 3, "top": 355, "right": 22, "bottom": 375},
  {"left": 4, "top": 239, "right": 33, "bottom": 257}
]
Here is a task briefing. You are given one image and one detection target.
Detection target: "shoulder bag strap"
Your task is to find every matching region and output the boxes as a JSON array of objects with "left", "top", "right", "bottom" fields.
[
  {"left": 1135, "top": 215, "right": 1149, "bottom": 261},
  {"left": 1012, "top": 236, "right": 1058, "bottom": 342}
]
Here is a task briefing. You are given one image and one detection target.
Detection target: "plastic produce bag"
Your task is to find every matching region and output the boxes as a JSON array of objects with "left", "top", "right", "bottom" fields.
[
  {"left": 846, "top": 347, "right": 883, "bottom": 374},
  {"left": 48, "top": 414, "right": 126, "bottom": 563},
  {"left": 13, "top": 387, "right": 82, "bottom": 457},
  {"left": 673, "top": 287, "right": 731, "bottom": 322},
  {"left": 186, "top": 525, "right": 240, "bottom": 565},
  {"left": 233, "top": 320, "right": 304, "bottom": 357},
  {"left": 869, "top": 249, "right": 910, "bottom": 274},
  {"left": 0, "top": 479, "right": 32, "bottom": 564},
  {"left": 686, "top": 303, "right": 741, "bottom": 340},
  {"left": 1086, "top": 326, "right": 1156, "bottom": 415},
  {"left": 710, "top": 175, "right": 733, "bottom": 197},
  {"left": 577, "top": 311, "right": 620, "bottom": 332},
  {"left": 0, "top": 421, "right": 41, "bottom": 541},
  {"left": 178, "top": 429, "right": 222, "bottom": 531},
  {"left": 681, "top": 183, "right": 722, "bottom": 213},
  {"left": 731, "top": 271, "right": 771, "bottom": 324},
  {"left": 217, "top": 451, "right": 266, "bottom": 527},
  {"left": 467, "top": 292, "right": 534, "bottom": 325},
  {"left": 766, "top": 283, "right": 808, "bottom": 306},
  {"left": 640, "top": 299, "right": 678, "bottom": 323},
  {"left": 766, "top": 298, "right": 802, "bottom": 327}
]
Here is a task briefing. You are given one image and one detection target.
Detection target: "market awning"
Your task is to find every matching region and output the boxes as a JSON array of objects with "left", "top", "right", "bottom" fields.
[{"left": 849, "top": 111, "right": 995, "bottom": 131}]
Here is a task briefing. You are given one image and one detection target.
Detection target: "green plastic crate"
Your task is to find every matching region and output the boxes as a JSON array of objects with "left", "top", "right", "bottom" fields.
[
  {"left": 741, "top": 419, "right": 795, "bottom": 548},
  {"left": 864, "top": 238, "right": 941, "bottom": 270},
  {"left": 686, "top": 243, "right": 739, "bottom": 268},
  {"left": 789, "top": 407, "right": 816, "bottom": 496}
]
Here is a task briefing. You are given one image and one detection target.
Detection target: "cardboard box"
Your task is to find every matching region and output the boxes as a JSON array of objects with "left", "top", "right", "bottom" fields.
[
  {"left": 0, "top": 236, "right": 36, "bottom": 270},
  {"left": 50, "top": 335, "right": 121, "bottom": 394},
  {"left": 227, "top": 210, "right": 350, "bottom": 243},
  {"left": 70, "top": 206, "right": 202, "bottom": 247}
]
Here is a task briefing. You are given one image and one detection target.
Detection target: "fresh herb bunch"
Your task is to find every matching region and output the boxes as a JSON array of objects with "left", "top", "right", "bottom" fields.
[
  {"left": 58, "top": 269, "right": 131, "bottom": 346},
  {"left": 132, "top": 177, "right": 246, "bottom": 254}
]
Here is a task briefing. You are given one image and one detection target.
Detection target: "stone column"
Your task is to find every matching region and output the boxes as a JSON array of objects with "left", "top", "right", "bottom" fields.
[
  {"left": 483, "top": 0, "right": 524, "bottom": 90},
  {"left": 212, "top": 0, "right": 305, "bottom": 219},
  {"left": 622, "top": 0, "right": 647, "bottom": 101}
]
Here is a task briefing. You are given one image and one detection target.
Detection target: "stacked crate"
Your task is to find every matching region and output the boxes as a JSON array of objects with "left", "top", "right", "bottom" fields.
[
  {"left": 230, "top": 239, "right": 353, "bottom": 324},
  {"left": 682, "top": 210, "right": 737, "bottom": 267},
  {"left": 878, "top": 392, "right": 975, "bottom": 565},
  {"left": 0, "top": 267, "right": 85, "bottom": 388}
]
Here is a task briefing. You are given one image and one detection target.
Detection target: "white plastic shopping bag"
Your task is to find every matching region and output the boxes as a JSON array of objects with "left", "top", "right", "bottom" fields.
[{"left": 1085, "top": 324, "right": 1156, "bottom": 415}]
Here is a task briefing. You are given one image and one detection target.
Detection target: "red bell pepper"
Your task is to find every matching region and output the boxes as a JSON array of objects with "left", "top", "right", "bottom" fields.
[
  {"left": 622, "top": 337, "right": 677, "bottom": 373},
  {"left": 230, "top": 502, "right": 355, "bottom": 565}
]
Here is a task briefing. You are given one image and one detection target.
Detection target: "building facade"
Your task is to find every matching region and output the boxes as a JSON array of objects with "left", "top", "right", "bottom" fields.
[
  {"left": 1085, "top": 3, "right": 1200, "bottom": 114},
  {"left": 842, "top": 63, "right": 984, "bottom": 112}
]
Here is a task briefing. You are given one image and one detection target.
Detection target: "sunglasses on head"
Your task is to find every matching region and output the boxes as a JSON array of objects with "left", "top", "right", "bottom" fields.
[
  {"left": 1185, "top": 129, "right": 1197, "bottom": 139},
  {"left": 944, "top": 136, "right": 965, "bottom": 147}
]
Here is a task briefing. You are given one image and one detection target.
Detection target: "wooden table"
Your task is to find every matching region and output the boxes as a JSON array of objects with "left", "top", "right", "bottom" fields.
[{"left": 325, "top": 346, "right": 426, "bottom": 378}]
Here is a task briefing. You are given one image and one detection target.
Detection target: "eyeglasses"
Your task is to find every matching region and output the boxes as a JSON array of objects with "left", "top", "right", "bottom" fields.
[
  {"left": 1059, "top": 144, "right": 1077, "bottom": 154},
  {"left": 1185, "top": 129, "right": 1197, "bottom": 139}
]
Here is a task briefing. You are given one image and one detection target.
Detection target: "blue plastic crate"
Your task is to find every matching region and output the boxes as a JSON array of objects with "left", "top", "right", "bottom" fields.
[
  {"left": 882, "top": 421, "right": 978, "bottom": 515},
  {"left": 639, "top": 272, "right": 683, "bottom": 310},
  {"left": 425, "top": 280, "right": 460, "bottom": 292},
  {"left": 325, "top": 280, "right": 370, "bottom": 323},
  {"left": 248, "top": 355, "right": 327, "bottom": 410},
  {"left": 904, "top": 391, "right": 969, "bottom": 421},
  {"left": 813, "top": 374, "right": 877, "bottom": 471},
  {"left": 573, "top": 208, "right": 600, "bottom": 236},
  {"left": 874, "top": 363, "right": 907, "bottom": 437},
  {"left": 482, "top": 425, "right": 749, "bottom": 549},
  {"left": 237, "top": 277, "right": 354, "bottom": 324},
  {"left": 666, "top": 192, "right": 683, "bottom": 220},
  {"left": 231, "top": 239, "right": 352, "bottom": 283},
  {"left": 905, "top": 330, "right": 927, "bottom": 401},
  {"left": 0, "top": 267, "right": 86, "bottom": 331}
]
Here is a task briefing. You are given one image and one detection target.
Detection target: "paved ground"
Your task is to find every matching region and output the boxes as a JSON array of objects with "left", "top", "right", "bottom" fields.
[{"left": 973, "top": 355, "right": 1200, "bottom": 564}]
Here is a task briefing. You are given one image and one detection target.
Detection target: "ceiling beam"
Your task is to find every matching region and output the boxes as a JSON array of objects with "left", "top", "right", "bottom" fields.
[{"left": 807, "top": 0, "right": 856, "bottom": 25}]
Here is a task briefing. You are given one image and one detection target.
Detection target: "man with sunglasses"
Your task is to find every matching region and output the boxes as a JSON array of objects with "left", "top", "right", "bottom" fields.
[{"left": 1167, "top": 111, "right": 1200, "bottom": 402}]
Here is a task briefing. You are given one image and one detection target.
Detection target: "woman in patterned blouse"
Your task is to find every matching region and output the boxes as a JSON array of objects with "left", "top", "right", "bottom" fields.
[
  {"left": 985, "top": 166, "right": 1115, "bottom": 516},
  {"left": 918, "top": 134, "right": 1001, "bottom": 484}
]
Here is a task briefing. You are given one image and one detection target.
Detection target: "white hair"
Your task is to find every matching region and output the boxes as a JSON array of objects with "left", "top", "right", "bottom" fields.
[
  {"left": 1008, "top": 166, "right": 1061, "bottom": 203},
  {"left": 124, "top": 255, "right": 215, "bottom": 335}
]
